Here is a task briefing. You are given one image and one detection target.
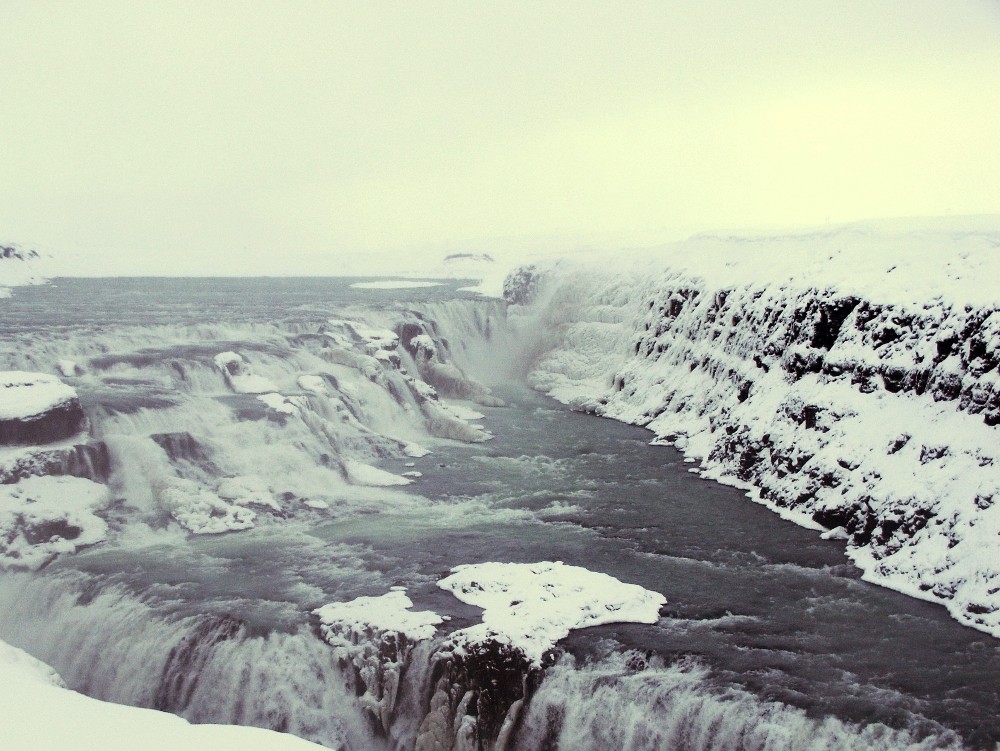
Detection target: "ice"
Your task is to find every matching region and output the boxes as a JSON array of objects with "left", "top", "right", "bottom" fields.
[
  {"left": 344, "top": 460, "right": 412, "bottom": 487},
  {"left": 438, "top": 561, "right": 666, "bottom": 665},
  {"left": 213, "top": 352, "right": 279, "bottom": 394},
  {"left": 257, "top": 392, "right": 301, "bottom": 415},
  {"left": 0, "top": 371, "right": 77, "bottom": 420},
  {"left": 216, "top": 475, "right": 280, "bottom": 511}
]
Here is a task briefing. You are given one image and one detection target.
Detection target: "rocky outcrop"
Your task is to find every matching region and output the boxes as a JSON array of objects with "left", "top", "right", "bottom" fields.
[
  {"left": 0, "top": 372, "right": 85, "bottom": 445},
  {"left": 415, "top": 641, "right": 543, "bottom": 751},
  {"left": 0, "top": 442, "right": 110, "bottom": 484}
]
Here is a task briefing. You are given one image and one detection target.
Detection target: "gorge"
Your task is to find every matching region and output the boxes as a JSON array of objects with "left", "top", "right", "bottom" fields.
[{"left": 1, "top": 222, "right": 998, "bottom": 750}]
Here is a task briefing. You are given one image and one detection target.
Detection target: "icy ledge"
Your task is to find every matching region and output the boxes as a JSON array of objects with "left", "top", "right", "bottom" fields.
[
  {"left": 0, "top": 638, "right": 326, "bottom": 751},
  {"left": 509, "top": 218, "right": 1000, "bottom": 637},
  {"left": 439, "top": 561, "right": 666, "bottom": 665}
]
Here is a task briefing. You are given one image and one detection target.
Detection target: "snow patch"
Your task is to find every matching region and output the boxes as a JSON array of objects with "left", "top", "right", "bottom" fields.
[
  {"left": 213, "top": 352, "right": 278, "bottom": 394},
  {"left": 438, "top": 561, "right": 666, "bottom": 665},
  {"left": 0, "top": 371, "right": 78, "bottom": 420},
  {"left": 314, "top": 589, "right": 443, "bottom": 642},
  {"left": 0, "top": 476, "right": 109, "bottom": 569},
  {"left": 344, "top": 460, "right": 412, "bottom": 487}
]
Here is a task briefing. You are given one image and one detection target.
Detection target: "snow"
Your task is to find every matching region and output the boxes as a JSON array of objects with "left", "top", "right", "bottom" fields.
[
  {"left": 157, "top": 477, "right": 256, "bottom": 534},
  {"left": 213, "top": 351, "right": 279, "bottom": 394},
  {"left": 511, "top": 217, "right": 1000, "bottom": 637},
  {"left": 314, "top": 589, "right": 443, "bottom": 642},
  {"left": 217, "top": 475, "right": 280, "bottom": 511},
  {"left": 297, "top": 374, "right": 328, "bottom": 394},
  {"left": 441, "top": 401, "right": 485, "bottom": 421},
  {"left": 0, "top": 638, "right": 326, "bottom": 751},
  {"left": 0, "top": 371, "right": 78, "bottom": 420},
  {"left": 0, "top": 247, "right": 49, "bottom": 296},
  {"left": 438, "top": 561, "right": 666, "bottom": 665},
  {"left": 344, "top": 460, "right": 412, "bottom": 487},
  {"left": 326, "top": 319, "right": 399, "bottom": 351},
  {"left": 350, "top": 280, "right": 444, "bottom": 290},
  {"left": 0, "top": 476, "right": 109, "bottom": 569},
  {"left": 257, "top": 392, "right": 301, "bottom": 415},
  {"left": 56, "top": 359, "right": 78, "bottom": 378},
  {"left": 403, "top": 443, "right": 430, "bottom": 458}
]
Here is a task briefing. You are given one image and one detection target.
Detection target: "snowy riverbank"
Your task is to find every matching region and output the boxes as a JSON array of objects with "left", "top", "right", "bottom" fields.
[{"left": 510, "top": 218, "right": 1000, "bottom": 636}]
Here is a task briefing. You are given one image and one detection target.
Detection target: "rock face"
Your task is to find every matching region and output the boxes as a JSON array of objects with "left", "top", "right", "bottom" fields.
[
  {"left": 0, "top": 372, "right": 85, "bottom": 445},
  {"left": 509, "top": 227, "right": 1000, "bottom": 636}
]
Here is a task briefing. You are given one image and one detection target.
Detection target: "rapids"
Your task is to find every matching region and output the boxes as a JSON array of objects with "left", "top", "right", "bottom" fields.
[{"left": 0, "top": 278, "right": 997, "bottom": 750}]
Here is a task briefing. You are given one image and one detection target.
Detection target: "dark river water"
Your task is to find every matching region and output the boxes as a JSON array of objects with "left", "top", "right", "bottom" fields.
[{"left": 0, "top": 278, "right": 997, "bottom": 750}]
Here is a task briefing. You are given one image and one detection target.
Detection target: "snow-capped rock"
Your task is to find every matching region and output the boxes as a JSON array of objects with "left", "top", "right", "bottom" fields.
[
  {"left": 213, "top": 352, "right": 279, "bottom": 394},
  {"left": 0, "top": 476, "right": 109, "bottom": 569},
  {"left": 438, "top": 561, "right": 666, "bottom": 666},
  {"left": 314, "top": 590, "right": 442, "bottom": 733},
  {"left": 0, "top": 244, "right": 48, "bottom": 296},
  {"left": 0, "top": 371, "right": 85, "bottom": 445},
  {"left": 344, "top": 460, "right": 411, "bottom": 487}
]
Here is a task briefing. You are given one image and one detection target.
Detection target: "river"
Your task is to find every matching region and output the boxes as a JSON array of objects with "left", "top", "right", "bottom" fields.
[{"left": 0, "top": 278, "right": 997, "bottom": 750}]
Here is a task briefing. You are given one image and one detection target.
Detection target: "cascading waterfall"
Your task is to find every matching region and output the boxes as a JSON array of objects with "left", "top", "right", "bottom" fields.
[
  {"left": 511, "top": 655, "right": 963, "bottom": 751},
  {"left": 0, "top": 571, "right": 382, "bottom": 750},
  {"left": 1, "top": 279, "right": 996, "bottom": 751}
]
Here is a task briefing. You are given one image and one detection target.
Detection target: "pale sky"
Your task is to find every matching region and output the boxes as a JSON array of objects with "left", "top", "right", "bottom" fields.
[{"left": 1, "top": 1, "right": 998, "bottom": 275}]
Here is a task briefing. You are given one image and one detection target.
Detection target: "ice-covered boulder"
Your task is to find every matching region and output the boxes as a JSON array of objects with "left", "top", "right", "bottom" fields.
[
  {"left": 438, "top": 561, "right": 666, "bottom": 666},
  {"left": 0, "top": 371, "right": 85, "bottom": 445}
]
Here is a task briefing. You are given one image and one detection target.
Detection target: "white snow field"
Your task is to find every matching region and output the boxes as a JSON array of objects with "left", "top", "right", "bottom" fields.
[
  {"left": 0, "top": 638, "right": 326, "bottom": 751},
  {"left": 510, "top": 218, "right": 1000, "bottom": 636}
]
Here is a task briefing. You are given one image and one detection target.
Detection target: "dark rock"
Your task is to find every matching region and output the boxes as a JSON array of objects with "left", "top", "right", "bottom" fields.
[{"left": 0, "top": 400, "right": 86, "bottom": 445}]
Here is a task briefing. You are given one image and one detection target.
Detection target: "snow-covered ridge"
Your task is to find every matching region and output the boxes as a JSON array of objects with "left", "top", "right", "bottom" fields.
[
  {"left": 509, "top": 220, "right": 1000, "bottom": 637},
  {"left": 0, "top": 244, "right": 47, "bottom": 296}
]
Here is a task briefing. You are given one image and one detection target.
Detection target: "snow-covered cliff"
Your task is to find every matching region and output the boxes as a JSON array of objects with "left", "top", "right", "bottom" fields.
[
  {"left": 0, "top": 244, "right": 48, "bottom": 297},
  {"left": 509, "top": 220, "right": 1000, "bottom": 637}
]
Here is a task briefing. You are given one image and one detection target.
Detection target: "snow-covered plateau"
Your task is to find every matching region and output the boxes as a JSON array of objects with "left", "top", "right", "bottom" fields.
[{"left": 508, "top": 219, "right": 1000, "bottom": 637}]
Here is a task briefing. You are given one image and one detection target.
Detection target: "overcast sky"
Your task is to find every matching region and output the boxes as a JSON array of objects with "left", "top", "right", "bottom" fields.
[{"left": 2, "top": 1, "right": 998, "bottom": 275}]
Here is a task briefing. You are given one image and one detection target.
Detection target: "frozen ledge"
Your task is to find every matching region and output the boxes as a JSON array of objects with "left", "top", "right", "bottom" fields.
[{"left": 439, "top": 561, "right": 666, "bottom": 665}]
